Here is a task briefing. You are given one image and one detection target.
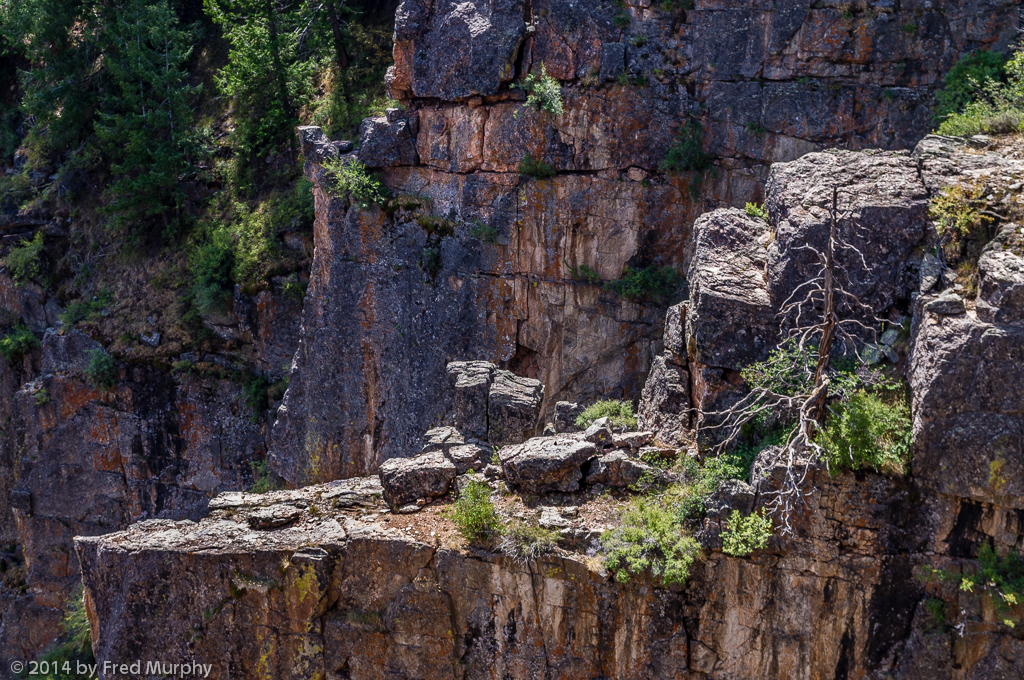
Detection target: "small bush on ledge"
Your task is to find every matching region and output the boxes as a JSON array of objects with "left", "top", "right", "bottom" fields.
[
  {"left": 605, "top": 266, "right": 683, "bottom": 304},
  {"left": 745, "top": 202, "right": 769, "bottom": 222},
  {"left": 722, "top": 509, "right": 773, "bottom": 556},
  {"left": 445, "top": 481, "right": 502, "bottom": 543},
  {"left": 575, "top": 399, "right": 637, "bottom": 430},
  {"left": 323, "top": 157, "right": 390, "bottom": 209},
  {"left": 518, "top": 63, "right": 564, "bottom": 117},
  {"left": 0, "top": 324, "right": 39, "bottom": 362},
  {"left": 602, "top": 496, "right": 700, "bottom": 585},
  {"left": 819, "top": 388, "right": 912, "bottom": 475},
  {"left": 659, "top": 118, "right": 711, "bottom": 174},
  {"left": 518, "top": 152, "right": 556, "bottom": 179},
  {"left": 85, "top": 349, "right": 118, "bottom": 390}
]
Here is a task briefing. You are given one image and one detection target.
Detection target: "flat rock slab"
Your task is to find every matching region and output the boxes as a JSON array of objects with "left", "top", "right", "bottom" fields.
[{"left": 500, "top": 436, "right": 596, "bottom": 493}]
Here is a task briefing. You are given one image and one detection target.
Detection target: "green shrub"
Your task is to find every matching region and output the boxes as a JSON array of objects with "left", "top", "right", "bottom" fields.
[
  {"left": 937, "top": 48, "right": 1024, "bottom": 136},
  {"left": 518, "top": 152, "right": 556, "bottom": 179},
  {"left": 660, "top": 118, "right": 711, "bottom": 173},
  {"left": 0, "top": 324, "right": 39, "bottom": 361},
  {"left": 3, "top": 231, "right": 45, "bottom": 284},
  {"left": 84, "top": 349, "right": 118, "bottom": 390},
  {"left": 929, "top": 179, "right": 992, "bottom": 242},
  {"left": 249, "top": 459, "right": 282, "bottom": 494},
  {"left": 190, "top": 227, "right": 235, "bottom": 315},
  {"left": 675, "top": 454, "right": 744, "bottom": 519},
  {"left": 60, "top": 292, "right": 113, "bottom": 326},
  {"left": 745, "top": 202, "right": 769, "bottom": 222},
  {"left": 602, "top": 496, "right": 701, "bottom": 584},
  {"left": 819, "top": 389, "right": 912, "bottom": 474},
  {"left": 745, "top": 121, "right": 767, "bottom": 136},
  {"left": 323, "top": 157, "right": 389, "bottom": 208},
  {"left": 34, "top": 388, "right": 50, "bottom": 406},
  {"left": 721, "top": 509, "right": 772, "bottom": 556},
  {"left": 612, "top": 11, "right": 631, "bottom": 28},
  {"left": 417, "top": 215, "right": 456, "bottom": 237},
  {"left": 519, "top": 63, "right": 564, "bottom": 117},
  {"left": 565, "top": 260, "right": 600, "bottom": 284},
  {"left": 605, "top": 266, "right": 683, "bottom": 304},
  {"left": 421, "top": 246, "right": 442, "bottom": 276},
  {"left": 923, "top": 544, "right": 1024, "bottom": 628},
  {"left": 575, "top": 399, "right": 637, "bottom": 430},
  {"left": 499, "top": 521, "right": 561, "bottom": 562},
  {"left": 243, "top": 375, "right": 270, "bottom": 423},
  {"left": 470, "top": 222, "right": 500, "bottom": 243},
  {"left": 444, "top": 480, "right": 502, "bottom": 543},
  {"left": 934, "top": 50, "right": 1008, "bottom": 124},
  {"left": 0, "top": 168, "right": 33, "bottom": 215}
]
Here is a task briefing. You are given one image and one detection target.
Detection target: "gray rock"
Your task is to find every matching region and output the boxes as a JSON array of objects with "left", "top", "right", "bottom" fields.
[
  {"left": 500, "top": 436, "right": 597, "bottom": 494},
  {"left": 421, "top": 426, "right": 466, "bottom": 454},
  {"left": 686, "top": 208, "right": 775, "bottom": 369},
  {"left": 703, "top": 479, "right": 756, "bottom": 521},
  {"left": 554, "top": 401, "right": 583, "bottom": 433},
  {"left": 487, "top": 370, "right": 543, "bottom": 446},
  {"left": 663, "top": 302, "right": 686, "bottom": 359},
  {"left": 447, "top": 443, "right": 488, "bottom": 474},
  {"left": 538, "top": 507, "right": 571, "bottom": 529},
  {"left": 583, "top": 451, "right": 657, "bottom": 488},
  {"left": 600, "top": 42, "right": 626, "bottom": 81},
  {"left": 40, "top": 329, "right": 103, "bottom": 375},
  {"left": 378, "top": 451, "right": 457, "bottom": 508},
  {"left": 919, "top": 251, "right": 942, "bottom": 293},
  {"left": 582, "top": 417, "right": 614, "bottom": 446},
  {"left": 140, "top": 331, "right": 161, "bottom": 347},
  {"left": 976, "top": 225, "right": 1024, "bottom": 324},
  {"left": 447, "top": 361, "right": 495, "bottom": 439},
  {"left": 637, "top": 354, "right": 691, "bottom": 445},
  {"left": 391, "top": 0, "right": 527, "bottom": 100},
  {"left": 482, "top": 464, "right": 503, "bottom": 480},
  {"left": 612, "top": 431, "right": 653, "bottom": 450},
  {"left": 923, "top": 292, "right": 966, "bottom": 316},
  {"left": 246, "top": 505, "right": 303, "bottom": 530},
  {"left": 297, "top": 126, "right": 340, "bottom": 165},
  {"left": 357, "top": 116, "right": 419, "bottom": 168},
  {"left": 333, "top": 140, "right": 354, "bottom": 153}
]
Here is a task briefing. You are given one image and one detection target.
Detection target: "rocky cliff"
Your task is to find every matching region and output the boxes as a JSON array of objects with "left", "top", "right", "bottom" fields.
[
  {"left": 269, "top": 0, "right": 1019, "bottom": 484},
  {"left": 77, "top": 134, "right": 1024, "bottom": 678}
]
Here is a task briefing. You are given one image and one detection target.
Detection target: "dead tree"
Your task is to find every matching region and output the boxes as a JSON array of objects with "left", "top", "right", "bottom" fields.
[{"left": 699, "top": 187, "right": 885, "bottom": 534}]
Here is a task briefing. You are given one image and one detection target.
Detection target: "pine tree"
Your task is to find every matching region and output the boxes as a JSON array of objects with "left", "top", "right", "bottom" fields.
[{"left": 94, "top": 0, "right": 198, "bottom": 238}]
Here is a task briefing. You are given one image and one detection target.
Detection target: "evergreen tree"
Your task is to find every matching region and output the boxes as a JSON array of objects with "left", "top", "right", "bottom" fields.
[{"left": 94, "top": 0, "right": 198, "bottom": 238}]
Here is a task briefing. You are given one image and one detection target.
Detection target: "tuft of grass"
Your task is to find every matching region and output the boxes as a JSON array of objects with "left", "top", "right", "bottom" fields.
[
  {"left": 564, "top": 260, "right": 601, "bottom": 284},
  {"left": 499, "top": 521, "right": 561, "bottom": 562},
  {"left": 60, "top": 292, "right": 113, "bottom": 326},
  {"left": 721, "top": 509, "right": 772, "bottom": 556},
  {"left": 518, "top": 152, "right": 557, "bottom": 179},
  {"left": 444, "top": 480, "right": 502, "bottom": 543},
  {"left": 660, "top": 118, "right": 711, "bottom": 173},
  {"left": 249, "top": 459, "right": 282, "bottom": 494},
  {"left": 575, "top": 399, "right": 637, "bottom": 430},
  {"left": 0, "top": 324, "right": 39, "bottom": 362},
  {"left": 745, "top": 202, "right": 769, "bottom": 222}
]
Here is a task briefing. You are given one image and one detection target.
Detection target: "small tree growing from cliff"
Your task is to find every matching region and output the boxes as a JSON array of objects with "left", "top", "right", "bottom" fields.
[{"left": 699, "top": 188, "right": 901, "bottom": 533}]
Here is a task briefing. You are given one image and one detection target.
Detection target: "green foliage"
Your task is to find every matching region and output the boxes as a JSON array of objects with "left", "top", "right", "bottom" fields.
[
  {"left": 417, "top": 215, "right": 455, "bottom": 238},
  {"left": 60, "top": 292, "right": 112, "bottom": 326},
  {"left": 745, "top": 202, "right": 769, "bottom": 222},
  {"left": 518, "top": 152, "right": 556, "bottom": 179},
  {"left": 612, "top": 12, "right": 631, "bottom": 28},
  {"left": 470, "top": 222, "right": 500, "bottom": 244},
  {"left": 745, "top": 121, "right": 767, "bottom": 136},
  {"left": 420, "top": 246, "right": 442, "bottom": 276},
  {"left": 249, "top": 459, "right": 281, "bottom": 494},
  {"left": 934, "top": 50, "right": 1008, "bottom": 124},
  {"left": 564, "top": 260, "right": 600, "bottom": 284},
  {"left": 937, "top": 48, "right": 1024, "bottom": 136},
  {"left": 924, "top": 545, "right": 1024, "bottom": 628},
  {"left": 923, "top": 597, "right": 947, "bottom": 630},
  {"left": 929, "top": 179, "right": 992, "bottom": 242},
  {"left": 740, "top": 338, "right": 877, "bottom": 401},
  {"left": 819, "top": 388, "right": 912, "bottom": 475},
  {"left": 730, "top": 423, "right": 792, "bottom": 481},
  {"left": 190, "top": 225, "right": 235, "bottom": 315},
  {"left": 602, "top": 496, "right": 701, "bottom": 584},
  {"left": 676, "top": 454, "right": 744, "bottom": 519},
  {"left": 323, "top": 157, "right": 389, "bottom": 208},
  {"left": 95, "top": 0, "right": 198, "bottom": 239},
  {"left": 243, "top": 375, "right": 270, "bottom": 423},
  {"left": 26, "top": 585, "right": 94, "bottom": 679},
  {"left": 605, "top": 266, "right": 683, "bottom": 304},
  {"left": 0, "top": 169, "right": 33, "bottom": 215},
  {"left": 445, "top": 480, "right": 502, "bottom": 543},
  {"left": 575, "top": 399, "right": 637, "bottom": 430},
  {"left": 901, "top": 22, "right": 917, "bottom": 34},
  {"left": 3, "top": 231, "right": 46, "bottom": 284},
  {"left": 519, "top": 63, "right": 563, "bottom": 117},
  {"left": 84, "top": 349, "right": 118, "bottom": 390},
  {"left": 499, "top": 521, "right": 561, "bottom": 562},
  {"left": 34, "top": 388, "right": 50, "bottom": 405},
  {"left": 0, "top": 324, "right": 39, "bottom": 362},
  {"left": 660, "top": 118, "right": 711, "bottom": 173},
  {"left": 721, "top": 509, "right": 772, "bottom": 556}
]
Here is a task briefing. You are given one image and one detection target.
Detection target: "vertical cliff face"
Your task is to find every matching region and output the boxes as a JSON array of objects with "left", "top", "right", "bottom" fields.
[{"left": 269, "top": 0, "right": 1019, "bottom": 482}]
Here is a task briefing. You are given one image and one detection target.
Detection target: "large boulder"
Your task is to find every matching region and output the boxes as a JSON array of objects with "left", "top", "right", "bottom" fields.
[
  {"left": 358, "top": 115, "right": 419, "bottom": 168},
  {"left": 388, "top": 0, "right": 527, "bottom": 101},
  {"left": 583, "top": 451, "right": 658, "bottom": 488},
  {"left": 378, "top": 451, "right": 457, "bottom": 507},
  {"left": 487, "top": 370, "right": 543, "bottom": 445},
  {"left": 686, "top": 208, "right": 775, "bottom": 369},
  {"left": 446, "top": 361, "right": 495, "bottom": 439},
  {"left": 638, "top": 355, "right": 691, "bottom": 445},
  {"left": 553, "top": 400, "right": 583, "bottom": 434},
  {"left": 500, "top": 436, "right": 596, "bottom": 493},
  {"left": 977, "top": 224, "right": 1024, "bottom": 324}
]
